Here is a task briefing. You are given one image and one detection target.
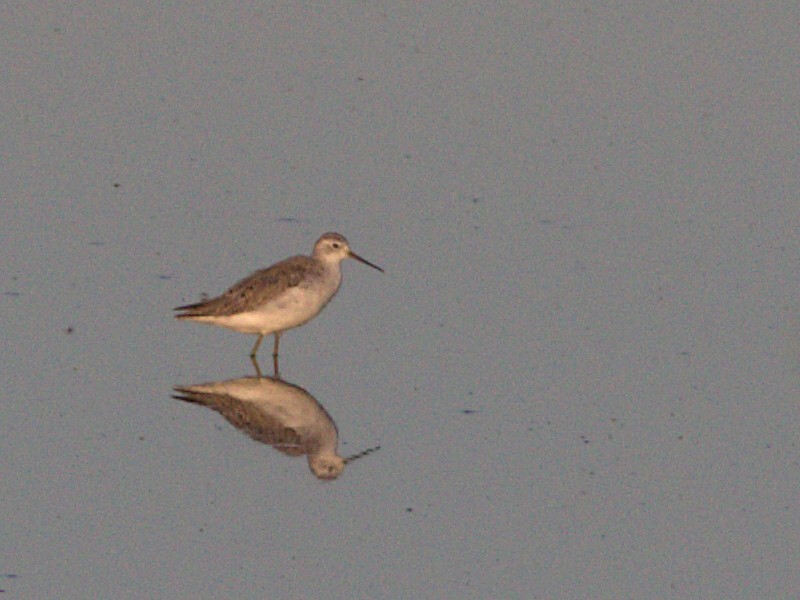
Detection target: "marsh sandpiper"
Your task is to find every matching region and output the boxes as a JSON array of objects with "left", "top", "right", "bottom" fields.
[{"left": 175, "top": 232, "right": 383, "bottom": 373}]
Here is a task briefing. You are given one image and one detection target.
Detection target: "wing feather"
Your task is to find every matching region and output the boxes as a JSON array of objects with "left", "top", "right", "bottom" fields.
[{"left": 174, "top": 255, "right": 321, "bottom": 317}]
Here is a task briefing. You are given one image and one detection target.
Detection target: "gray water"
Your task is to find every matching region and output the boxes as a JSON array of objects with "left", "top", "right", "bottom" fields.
[{"left": 2, "top": 3, "right": 798, "bottom": 599}]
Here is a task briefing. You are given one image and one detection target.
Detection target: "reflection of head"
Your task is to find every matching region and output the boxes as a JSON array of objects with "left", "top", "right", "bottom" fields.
[{"left": 310, "top": 454, "right": 346, "bottom": 480}]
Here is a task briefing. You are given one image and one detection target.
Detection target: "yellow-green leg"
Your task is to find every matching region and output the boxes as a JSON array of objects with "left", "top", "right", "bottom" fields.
[{"left": 250, "top": 355, "right": 263, "bottom": 379}]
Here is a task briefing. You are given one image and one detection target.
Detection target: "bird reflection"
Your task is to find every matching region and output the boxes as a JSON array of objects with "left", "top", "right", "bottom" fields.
[{"left": 172, "top": 375, "right": 379, "bottom": 480}]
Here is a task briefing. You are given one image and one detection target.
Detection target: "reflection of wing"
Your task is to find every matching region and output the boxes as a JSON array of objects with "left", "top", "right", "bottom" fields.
[
  {"left": 254, "top": 426, "right": 306, "bottom": 455},
  {"left": 174, "top": 256, "right": 322, "bottom": 317},
  {"left": 173, "top": 387, "right": 301, "bottom": 448},
  {"left": 273, "top": 430, "right": 306, "bottom": 457}
]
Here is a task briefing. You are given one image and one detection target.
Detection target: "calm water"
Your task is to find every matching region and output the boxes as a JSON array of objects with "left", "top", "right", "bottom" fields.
[{"left": 2, "top": 3, "right": 798, "bottom": 598}]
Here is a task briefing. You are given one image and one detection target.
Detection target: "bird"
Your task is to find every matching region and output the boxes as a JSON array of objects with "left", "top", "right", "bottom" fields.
[{"left": 174, "top": 232, "right": 383, "bottom": 373}]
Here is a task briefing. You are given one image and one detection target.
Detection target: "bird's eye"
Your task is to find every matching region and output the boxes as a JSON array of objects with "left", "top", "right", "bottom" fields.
[{"left": 332, "top": 243, "right": 340, "bottom": 249}]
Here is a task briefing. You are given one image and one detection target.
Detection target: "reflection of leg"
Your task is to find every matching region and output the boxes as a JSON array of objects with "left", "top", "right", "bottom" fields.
[
  {"left": 250, "top": 355, "right": 263, "bottom": 379},
  {"left": 272, "top": 332, "right": 281, "bottom": 358},
  {"left": 250, "top": 334, "right": 264, "bottom": 358},
  {"left": 272, "top": 333, "right": 281, "bottom": 378}
]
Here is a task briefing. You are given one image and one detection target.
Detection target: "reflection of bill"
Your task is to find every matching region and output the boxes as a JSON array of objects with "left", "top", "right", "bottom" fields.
[{"left": 173, "top": 376, "right": 379, "bottom": 480}]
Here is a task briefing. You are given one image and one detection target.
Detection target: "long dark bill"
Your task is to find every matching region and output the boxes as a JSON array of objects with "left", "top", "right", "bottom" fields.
[{"left": 349, "top": 251, "right": 384, "bottom": 273}]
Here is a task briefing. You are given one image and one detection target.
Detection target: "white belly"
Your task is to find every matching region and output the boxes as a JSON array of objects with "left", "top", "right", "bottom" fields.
[{"left": 205, "top": 284, "right": 336, "bottom": 335}]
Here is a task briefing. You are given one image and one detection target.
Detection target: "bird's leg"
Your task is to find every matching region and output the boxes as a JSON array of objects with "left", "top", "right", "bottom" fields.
[
  {"left": 250, "top": 355, "right": 263, "bottom": 379},
  {"left": 272, "top": 333, "right": 281, "bottom": 379},
  {"left": 250, "top": 334, "right": 264, "bottom": 358}
]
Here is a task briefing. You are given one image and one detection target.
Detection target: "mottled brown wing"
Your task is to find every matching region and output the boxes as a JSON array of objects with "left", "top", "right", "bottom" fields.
[
  {"left": 172, "top": 388, "right": 304, "bottom": 450},
  {"left": 175, "top": 255, "right": 322, "bottom": 317}
]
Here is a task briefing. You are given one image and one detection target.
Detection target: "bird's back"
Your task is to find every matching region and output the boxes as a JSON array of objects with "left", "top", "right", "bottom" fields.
[{"left": 175, "top": 255, "right": 322, "bottom": 318}]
